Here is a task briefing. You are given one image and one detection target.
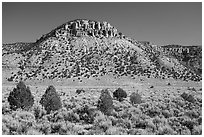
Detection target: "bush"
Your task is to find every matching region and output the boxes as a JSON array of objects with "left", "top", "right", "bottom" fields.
[
  {"left": 76, "top": 105, "right": 99, "bottom": 124},
  {"left": 2, "top": 115, "right": 19, "bottom": 134},
  {"left": 113, "top": 88, "right": 127, "bottom": 102},
  {"left": 93, "top": 112, "right": 112, "bottom": 132},
  {"left": 26, "top": 128, "right": 42, "bottom": 135},
  {"left": 97, "top": 89, "right": 113, "bottom": 115},
  {"left": 76, "top": 89, "right": 85, "bottom": 94},
  {"left": 130, "top": 91, "right": 142, "bottom": 105},
  {"left": 181, "top": 92, "right": 195, "bottom": 103},
  {"left": 8, "top": 81, "right": 34, "bottom": 110},
  {"left": 32, "top": 104, "right": 46, "bottom": 120},
  {"left": 40, "top": 85, "right": 62, "bottom": 114}
]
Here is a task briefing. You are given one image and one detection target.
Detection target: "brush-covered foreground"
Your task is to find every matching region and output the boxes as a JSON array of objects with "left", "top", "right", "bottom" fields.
[{"left": 2, "top": 78, "right": 202, "bottom": 135}]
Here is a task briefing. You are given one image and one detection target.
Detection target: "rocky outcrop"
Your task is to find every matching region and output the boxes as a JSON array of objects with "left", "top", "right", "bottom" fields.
[{"left": 37, "top": 19, "right": 121, "bottom": 43}]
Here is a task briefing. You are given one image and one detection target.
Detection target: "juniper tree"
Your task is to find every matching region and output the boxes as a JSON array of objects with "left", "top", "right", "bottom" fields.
[
  {"left": 113, "top": 88, "right": 127, "bottom": 102},
  {"left": 8, "top": 81, "right": 34, "bottom": 110},
  {"left": 97, "top": 89, "right": 113, "bottom": 115},
  {"left": 40, "top": 85, "right": 62, "bottom": 114}
]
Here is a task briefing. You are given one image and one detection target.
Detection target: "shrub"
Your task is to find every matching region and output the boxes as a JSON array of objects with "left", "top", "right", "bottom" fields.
[
  {"left": 192, "top": 125, "right": 202, "bottom": 135},
  {"left": 32, "top": 104, "right": 46, "bottom": 120},
  {"left": 106, "top": 126, "right": 127, "bottom": 135},
  {"left": 130, "top": 91, "right": 142, "bottom": 105},
  {"left": 181, "top": 92, "right": 195, "bottom": 103},
  {"left": 161, "top": 110, "right": 172, "bottom": 118},
  {"left": 97, "top": 89, "right": 113, "bottom": 115},
  {"left": 2, "top": 103, "right": 11, "bottom": 114},
  {"left": 93, "top": 112, "right": 112, "bottom": 132},
  {"left": 8, "top": 81, "right": 34, "bottom": 110},
  {"left": 76, "top": 105, "right": 99, "bottom": 124},
  {"left": 157, "top": 125, "right": 176, "bottom": 135},
  {"left": 113, "top": 88, "right": 127, "bottom": 102},
  {"left": 26, "top": 128, "right": 42, "bottom": 135},
  {"left": 40, "top": 85, "right": 62, "bottom": 114},
  {"left": 76, "top": 89, "right": 85, "bottom": 94},
  {"left": 2, "top": 115, "right": 20, "bottom": 135}
]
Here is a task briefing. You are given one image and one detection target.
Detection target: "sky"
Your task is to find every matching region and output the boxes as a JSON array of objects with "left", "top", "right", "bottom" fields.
[{"left": 2, "top": 2, "right": 202, "bottom": 46}]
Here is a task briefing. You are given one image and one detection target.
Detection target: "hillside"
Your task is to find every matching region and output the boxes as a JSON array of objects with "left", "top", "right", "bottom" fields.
[
  {"left": 160, "top": 44, "right": 202, "bottom": 76},
  {"left": 2, "top": 19, "right": 202, "bottom": 82}
]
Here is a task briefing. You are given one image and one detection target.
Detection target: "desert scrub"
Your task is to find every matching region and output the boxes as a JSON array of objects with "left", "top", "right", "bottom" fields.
[
  {"left": 130, "top": 114, "right": 147, "bottom": 129},
  {"left": 8, "top": 81, "right": 34, "bottom": 110},
  {"left": 40, "top": 85, "right": 62, "bottom": 114},
  {"left": 113, "top": 87, "right": 127, "bottom": 102},
  {"left": 76, "top": 89, "right": 85, "bottom": 94},
  {"left": 129, "top": 91, "right": 142, "bottom": 105},
  {"left": 97, "top": 89, "right": 113, "bottom": 115},
  {"left": 2, "top": 115, "right": 21, "bottom": 135},
  {"left": 32, "top": 103, "right": 46, "bottom": 120},
  {"left": 50, "top": 121, "right": 67, "bottom": 134},
  {"left": 161, "top": 109, "right": 172, "bottom": 118},
  {"left": 76, "top": 105, "right": 99, "bottom": 124},
  {"left": 12, "top": 110, "right": 36, "bottom": 134},
  {"left": 113, "top": 100, "right": 126, "bottom": 112},
  {"left": 167, "top": 116, "right": 192, "bottom": 135},
  {"left": 93, "top": 111, "right": 112, "bottom": 132},
  {"left": 106, "top": 126, "right": 127, "bottom": 135},
  {"left": 2, "top": 110, "right": 36, "bottom": 135},
  {"left": 26, "top": 128, "right": 43, "bottom": 135},
  {"left": 2, "top": 102, "right": 12, "bottom": 114},
  {"left": 157, "top": 125, "right": 176, "bottom": 135},
  {"left": 180, "top": 92, "right": 195, "bottom": 103},
  {"left": 192, "top": 125, "right": 202, "bottom": 135},
  {"left": 36, "top": 120, "right": 52, "bottom": 134}
]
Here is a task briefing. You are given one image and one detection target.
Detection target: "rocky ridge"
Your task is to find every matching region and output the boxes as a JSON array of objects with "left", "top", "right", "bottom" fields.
[{"left": 2, "top": 19, "right": 202, "bottom": 82}]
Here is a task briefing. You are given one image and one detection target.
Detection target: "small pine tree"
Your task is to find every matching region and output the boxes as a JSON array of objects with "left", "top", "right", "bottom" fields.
[
  {"left": 130, "top": 91, "right": 142, "bottom": 105},
  {"left": 113, "top": 88, "right": 127, "bottom": 102},
  {"left": 40, "top": 85, "right": 62, "bottom": 114},
  {"left": 8, "top": 81, "right": 34, "bottom": 110},
  {"left": 97, "top": 89, "right": 113, "bottom": 115}
]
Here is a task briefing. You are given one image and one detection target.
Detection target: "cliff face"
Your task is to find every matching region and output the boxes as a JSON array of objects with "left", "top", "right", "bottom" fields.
[{"left": 36, "top": 19, "right": 124, "bottom": 43}]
